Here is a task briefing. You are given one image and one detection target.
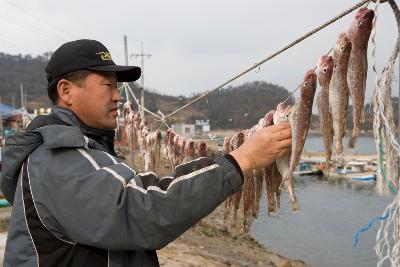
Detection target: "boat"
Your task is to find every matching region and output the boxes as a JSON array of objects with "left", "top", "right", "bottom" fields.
[
  {"left": 294, "top": 161, "right": 323, "bottom": 176},
  {"left": 328, "top": 161, "right": 376, "bottom": 181}
]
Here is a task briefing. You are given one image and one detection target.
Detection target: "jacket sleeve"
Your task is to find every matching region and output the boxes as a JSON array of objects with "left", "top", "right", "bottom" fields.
[{"left": 29, "top": 147, "right": 242, "bottom": 251}]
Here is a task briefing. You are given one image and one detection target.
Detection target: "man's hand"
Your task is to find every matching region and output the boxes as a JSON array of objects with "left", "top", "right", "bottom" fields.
[{"left": 229, "top": 122, "right": 291, "bottom": 173}]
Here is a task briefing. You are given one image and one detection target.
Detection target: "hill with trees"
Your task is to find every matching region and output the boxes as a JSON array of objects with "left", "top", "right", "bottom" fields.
[{"left": 0, "top": 52, "right": 394, "bottom": 131}]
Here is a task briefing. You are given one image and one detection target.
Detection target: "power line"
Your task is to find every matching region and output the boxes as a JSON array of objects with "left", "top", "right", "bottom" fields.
[
  {"left": 131, "top": 41, "right": 152, "bottom": 118},
  {"left": 0, "top": 8, "right": 69, "bottom": 43},
  {"left": 3, "top": 0, "right": 80, "bottom": 40},
  {"left": 164, "top": 0, "right": 370, "bottom": 119}
]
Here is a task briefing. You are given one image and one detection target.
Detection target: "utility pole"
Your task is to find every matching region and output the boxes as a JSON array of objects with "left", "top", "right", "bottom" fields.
[
  {"left": 123, "top": 35, "right": 135, "bottom": 167},
  {"left": 0, "top": 96, "right": 3, "bottom": 139},
  {"left": 20, "top": 83, "right": 24, "bottom": 109},
  {"left": 131, "top": 41, "right": 151, "bottom": 118},
  {"left": 123, "top": 35, "right": 129, "bottom": 66},
  {"left": 11, "top": 95, "right": 15, "bottom": 108},
  {"left": 25, "top": 92, "right": 28, "bottom": 110}
]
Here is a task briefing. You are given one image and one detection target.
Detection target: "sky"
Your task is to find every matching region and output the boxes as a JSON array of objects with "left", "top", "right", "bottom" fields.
[{"left": 0, "top": 0, "right": 398, "bottom": 103}]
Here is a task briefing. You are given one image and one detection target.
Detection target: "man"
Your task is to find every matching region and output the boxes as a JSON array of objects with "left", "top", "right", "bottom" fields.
[{"left": 0, "top": 39, "right": 291, "bottom": 266}]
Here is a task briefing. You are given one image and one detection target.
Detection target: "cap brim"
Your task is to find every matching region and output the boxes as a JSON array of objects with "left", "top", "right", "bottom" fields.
[{"left": 86, "top": 65, "right": 141, "bottom": 82}]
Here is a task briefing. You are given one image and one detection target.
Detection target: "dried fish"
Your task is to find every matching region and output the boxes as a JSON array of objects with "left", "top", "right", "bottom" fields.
[
  {"left": 347, "top": 8, "right": 374, "bottom": 149},
  {"left": 316, "top": 55, "right": 334, "bottom": 177},
  {"left": 329, "top": 32, "right": 352, "bottom": 167}
]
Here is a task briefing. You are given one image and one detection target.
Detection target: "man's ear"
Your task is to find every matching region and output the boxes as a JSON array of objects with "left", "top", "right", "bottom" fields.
[{"left": 56, "top": 79, "right": 73, "bottom": 106}]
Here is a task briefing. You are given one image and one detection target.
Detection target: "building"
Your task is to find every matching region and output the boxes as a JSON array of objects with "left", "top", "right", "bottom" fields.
[
  {"left": 171, "top": 123, "right": 196, "bottom": 138},
  {"left": 195, "top": 119, "right": 210, "bottom": 139}
]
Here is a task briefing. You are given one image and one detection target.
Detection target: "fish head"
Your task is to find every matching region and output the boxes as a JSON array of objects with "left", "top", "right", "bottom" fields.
[
  {"left": 332, "top": 33, "right": 351, "bottom": 64},
  {"left": 185, "top": 139, "right": 195, "bottom": 151},
  {"left": 223, "top": 137, "right": 231, "bottom": 152},
  {"left": 156, "top": 130, "right": 162, "bottom": 140},
  {"left": 348, "top": 8, "right": 374, "bottom": 46},
  {"left": 231, "top": 132, "right": 245, "bottom": 149},
  {"left": 264, "top": 110, "right": 275, "bottom": 126},
  {"left": 300, "top": 70, "right": 317, "bottom": 100},
  {"left": 273, "top": 103, "right": 291, "bottom": 124},
  {"left": 168, "top": 131, "right": 176, "bottom": 144},
  {"left": 316, "top": 55, "right": 334, "bottom": 87},
  {"left": 199, "top": 140, "right": 206, "bottom": 150}
]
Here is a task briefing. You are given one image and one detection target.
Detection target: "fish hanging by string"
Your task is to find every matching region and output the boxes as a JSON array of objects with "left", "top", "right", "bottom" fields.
[
  {"left": 197, "top": 141, "right": 207, "bottom": 157},
  {"left": 273, "top": 103, "right": 296, "bottom": 211},
  {"left": 255, "top": 110, "right": 283, "bottom": 217},
  {"left": 265, "top": 162, "right": 282, "bottom": 216},
  {"left": 237, "top": 128, "right": 257, "bottom": 232},
  {"left": 253, "top": 111, "right": 275, "bottom": 218},
  {"left": 347, "top": 8, "right": 374, "bottom": 149},
  {"left": 230, "top": 132, "right": 245, "bottom": 228},
  {"left": 222, "top": 137, "right": 233, "bottom": 222},
  {"left": 283, "top": 70, "right": 317, "bottom": 212},
  {"left": 329, "top": 32, "right": 352, "bottom": 167},
  {"left": 316, "top": 55, "right": 334, "bottom": 177},
  {"left": 166, "top": 129, "right": 176, "bottom": 171}
]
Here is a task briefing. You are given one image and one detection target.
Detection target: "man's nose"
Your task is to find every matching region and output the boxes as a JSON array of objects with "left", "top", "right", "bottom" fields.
[{"left": 113, "top": 88, "right": 122, "bottom": 102}]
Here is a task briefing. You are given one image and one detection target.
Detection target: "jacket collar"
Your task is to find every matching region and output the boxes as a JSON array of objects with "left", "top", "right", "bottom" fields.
[{"left": 52, "top": 106, "right": 116, "bottom": 155}]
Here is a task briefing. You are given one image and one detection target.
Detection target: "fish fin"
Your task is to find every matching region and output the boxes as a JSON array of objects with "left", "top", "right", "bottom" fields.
[
  {"left": 348, "top": 134, "right": 356, "bottom": 149},
  {"left": 291, "top": 198, "right": 301, "bottom": 213}
]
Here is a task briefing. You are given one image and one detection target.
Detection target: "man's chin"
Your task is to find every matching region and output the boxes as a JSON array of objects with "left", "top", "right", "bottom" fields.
[{"left": 101, "top": 120, "right": 118, "bottom": 130}]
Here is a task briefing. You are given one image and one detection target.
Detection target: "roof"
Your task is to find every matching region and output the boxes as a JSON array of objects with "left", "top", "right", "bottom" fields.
[{"left": 0, "top": 103, "right": 17, "bottom": 116}]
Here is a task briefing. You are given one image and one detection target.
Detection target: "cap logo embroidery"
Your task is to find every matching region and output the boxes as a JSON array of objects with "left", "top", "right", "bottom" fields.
[{"left": 96, "top": 52, "right": 112, "bottom": 61}]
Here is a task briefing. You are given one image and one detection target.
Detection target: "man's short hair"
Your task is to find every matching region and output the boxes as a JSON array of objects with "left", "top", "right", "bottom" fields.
[{"left": 47, "top": 70, "right": 92, "bottom": 105}]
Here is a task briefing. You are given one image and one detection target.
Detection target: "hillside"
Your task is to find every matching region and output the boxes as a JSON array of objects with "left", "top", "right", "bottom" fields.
[{"left": 0, "top": 52, "right": 395, "bottom": 131}]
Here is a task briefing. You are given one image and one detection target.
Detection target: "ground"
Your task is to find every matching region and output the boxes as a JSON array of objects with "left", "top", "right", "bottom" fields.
[{"left": 158, "top": 205, "right": 309, "bottom": 267}]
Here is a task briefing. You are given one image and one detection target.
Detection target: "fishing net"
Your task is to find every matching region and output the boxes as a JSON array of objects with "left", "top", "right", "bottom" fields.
[{"left": 372, "top": 0, "right": 400, "bottom": 265}]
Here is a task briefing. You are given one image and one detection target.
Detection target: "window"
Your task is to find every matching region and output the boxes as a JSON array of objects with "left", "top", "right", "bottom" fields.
[{"left": 185, "top": 127, "right": 191, "bottom": 133}]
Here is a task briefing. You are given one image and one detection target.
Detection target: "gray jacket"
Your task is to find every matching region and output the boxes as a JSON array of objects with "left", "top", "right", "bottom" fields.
[{"left": 0, "top": 107, "right": 243, "bottom": 267}]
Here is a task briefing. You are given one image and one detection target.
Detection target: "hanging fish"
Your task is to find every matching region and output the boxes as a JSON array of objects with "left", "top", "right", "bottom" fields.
[
  {"left": 222, "top": 137, "right": 233, "bottom": 222},
  {"left": 329, "top": 32, "right": 352, "bottom": 167},
  {"left": 265, "top": 162, "right": 282, "bottom": 216},
  {"left": 285, "top": 70, "right": 317, "bottom": 212},
  {"left": 316, "top": 55, "right": 334, "bottom": 177},
  {"left": 230, "top": 132, "right": 245, "bottom": 228},
  {"left": 253, "top": 111, "right": 275, "bottom": 218},
  {"left": 347, "top": 8, "right": 374, "bottom": 149},
  {"left": 273, "top": 102, "right": 297, "bottom": 211}
]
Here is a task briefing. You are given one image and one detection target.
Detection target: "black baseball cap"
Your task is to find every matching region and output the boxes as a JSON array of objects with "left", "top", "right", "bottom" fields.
[{"left": 45, "top": 39, "right": 141, "bottom": 82}]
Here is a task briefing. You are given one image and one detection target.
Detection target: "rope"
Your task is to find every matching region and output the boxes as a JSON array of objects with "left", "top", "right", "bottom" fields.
[
  {"left": 353, "top": 207, "right": 395, "bottom": 247},
  {"left": 371, "top": 0, "right": 400, "bottom": 265},
  {"left": 282, "top": 46, "right": 334, "bottom": 104},
  {"left": 164, "top": 0, "right": 370, "bottom": 119},
  {"left": 123, "top": 83, "right": 163, "bottom": 120}
]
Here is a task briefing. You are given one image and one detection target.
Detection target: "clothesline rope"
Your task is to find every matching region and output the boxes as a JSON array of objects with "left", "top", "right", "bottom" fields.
[
  {"left": 120, "top": 0, "right": 370, "bottom": 123},
  {"left": 163, "top": 0, "right": 371, "bottom": 119}
]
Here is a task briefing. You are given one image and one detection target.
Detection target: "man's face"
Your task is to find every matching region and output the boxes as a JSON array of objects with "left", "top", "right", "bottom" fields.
[{"left": 70, "top": 72, "right": 120, "bottom": 129}]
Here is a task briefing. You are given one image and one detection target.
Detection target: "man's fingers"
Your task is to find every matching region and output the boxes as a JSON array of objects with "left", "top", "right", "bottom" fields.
[
  {"left": 269, "top": 122, "right": 291, "bottom": 133},
  {"left": 276, "top": 138, "right": 292, "bottom": 148},
  {"left": 270, "top": 128, "right": 292, "bottom": 141}
]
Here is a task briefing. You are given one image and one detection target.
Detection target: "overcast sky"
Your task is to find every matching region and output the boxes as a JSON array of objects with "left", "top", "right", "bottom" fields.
[{"left": 0, "top": 0, "right": 398, "bottom": 102}]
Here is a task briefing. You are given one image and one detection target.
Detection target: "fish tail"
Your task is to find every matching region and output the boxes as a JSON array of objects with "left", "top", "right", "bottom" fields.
[
  {"left": 348, "top": 127, "right": 359, "bottom": 149},
  {"left": 286, "top": 177, "right": 300, "bottom": 212},
  {"left": 336, "top": 152, "right": 346, "bottom": 168},
  {"left": 324, "top": 162, "right": 331, "bottom": 178},
  {"left": 291, "top": 197, "right": 300, "bottom": 212}
]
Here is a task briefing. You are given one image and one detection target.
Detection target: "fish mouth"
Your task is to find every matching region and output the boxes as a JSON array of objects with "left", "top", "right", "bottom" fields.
[
  {"left": 317, "top": 55, "right": 333, "bottom": 70},
  {"left": 305, "top": 70, "right": 317, "bottom": 80},
  {"left": 305, "top": 70, "right": 317, "bottom": 87},
  {"left": 357, "top": 8, "right": 374, "bottom": 20}
]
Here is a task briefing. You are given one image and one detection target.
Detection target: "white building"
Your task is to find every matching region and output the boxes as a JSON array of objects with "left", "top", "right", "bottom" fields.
[
  {"left": 171, "top": 123, "right": 196, "bottom": 138},
  {"left": 195, "top": 119, "right": 210, "bottom": 138}
]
